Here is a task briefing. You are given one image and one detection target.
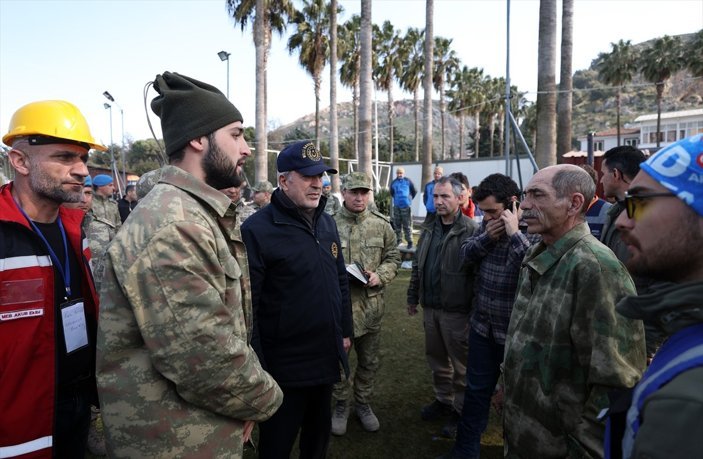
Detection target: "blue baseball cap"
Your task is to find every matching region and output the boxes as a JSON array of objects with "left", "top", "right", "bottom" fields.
[
  {"left": 83, "top": 175, "right": 92, "bottom": 187},
  {"left": 640, "top": 134, "right": 703, "bottom": 217},
  {"left": 277, "top": 141, "right": 337, "bottom": 176},
  {"left": 93, "top": 174, "right": 113, "bottom": 187}
]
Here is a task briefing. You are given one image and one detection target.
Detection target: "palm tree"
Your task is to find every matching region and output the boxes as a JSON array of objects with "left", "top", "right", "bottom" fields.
[
  {"left": 358, "top": 0, "right": 373, "bottom": 176},
  {"left": 398, "top": 27, "right": 425, "bottom": 162},
  {"left": 447, "top": 65, "right": 484, "bottom": 159},
  {"left": 433, "top": 36, "right": 460, "bottom": 160},
  {"left": 288, "top": 0, "right": 338, "bottom": 149},
  {"left": 596, "top": 40, "right": 638, "bottom": 147},
  {"left": 339, "top": 15, "right": 361, "bottom": 160},
  {"left": 422, "top": 0, "right": 434, "bottom": 186},
  {"left": 640, "top": 35, "right": 685, "bottom": 148},
  {"left": 373, "top": 21, "right": 403, "bottom": 163},
  {"left": 556, "top": 0, "right": 573, "bottom": 159},
  {"left": 328, "top": 0, "right": 339, "bottom": 191},
  {"left": 535, "top": 0, "right": 557, "bottom": 168},
  {"left": 226, "top": 0, "right": 294, "bottom": 181},
  {"left": 483, "top": 77, "right": 505, "bottom": 158},
  {"left": 685, "top": 29, "right": 703, "bottom": 77}
]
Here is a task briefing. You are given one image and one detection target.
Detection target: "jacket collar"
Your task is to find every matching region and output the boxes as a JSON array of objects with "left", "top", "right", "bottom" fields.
[
  {"left": 159, "top": 165, "right": 233, "bottom": 218},
  {"left": 0, "top": 182, "right": 84, "bottom": 231},
  {"left": 524, "top": 222, "right": 591, "bottom": 275},
  {"left": 270, "top": 188, "right": 327, "bottom": 228},
  {"left": 339, "top": 203, "right": 369, "bottom": 222}
]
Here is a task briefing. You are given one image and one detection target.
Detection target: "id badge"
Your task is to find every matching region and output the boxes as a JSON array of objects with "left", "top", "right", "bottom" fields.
[{"left": 60, "top": 299, "right": 88, "bottom": 354}]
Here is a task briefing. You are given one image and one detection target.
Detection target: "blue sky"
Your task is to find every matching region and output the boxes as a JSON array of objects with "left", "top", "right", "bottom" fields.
[{"left": 1, "top": 0, "right": 701, "bottom": 147}]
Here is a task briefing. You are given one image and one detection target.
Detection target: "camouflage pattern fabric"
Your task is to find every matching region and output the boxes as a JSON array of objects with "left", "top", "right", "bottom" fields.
[
  {"left": 136, "top": 168, "right": 163, "bottom": 200},
  {"left": 96, "top": 165, "right": 282, "bottom": 458},
  {"left": 87, "top": 193, "right": 121, "bottom": 292},
  {"left": 324, "top": 193, "right": 341, "bottom": 215},
  {"left": 332, "top": 205, "right": 400, "bottom": 403},
  {"left": 235, "top": 200, "right": 257, "bottom": 225},
  {"left": 503, "top": 223, "right": 646, "bottom": 459}
]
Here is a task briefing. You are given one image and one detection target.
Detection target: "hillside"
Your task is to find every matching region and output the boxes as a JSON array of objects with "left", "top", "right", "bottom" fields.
[{"left": 269, "top": 32, "right": 702, "bottom": 157}]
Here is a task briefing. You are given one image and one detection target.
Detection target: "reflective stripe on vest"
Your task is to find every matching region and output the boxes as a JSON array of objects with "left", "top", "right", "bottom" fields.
[{"left": 0, "top": 436, "right": 52, "bottom": 458}]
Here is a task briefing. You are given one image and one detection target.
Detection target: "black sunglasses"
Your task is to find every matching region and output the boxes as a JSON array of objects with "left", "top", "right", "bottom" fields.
[{"left": 623, "top": 191, "right": 677, "bottom": 219}]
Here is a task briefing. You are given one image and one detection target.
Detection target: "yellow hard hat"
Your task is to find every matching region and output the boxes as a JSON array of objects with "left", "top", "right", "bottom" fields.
[{"left": 2, "top": 100, "right": 107, "bottom": 151}]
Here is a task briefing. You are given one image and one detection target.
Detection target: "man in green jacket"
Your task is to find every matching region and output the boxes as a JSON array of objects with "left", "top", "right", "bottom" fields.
[
  {"left": 96, "top": 72, "right": 282, "bottom": 458},
  {"left": 503, "top": 164, "right": 646, "bottom": 458},
  {"left": 407, "top": 176, "right": 478, "bottom": 436},
  {"left": 610, "top": 134, "right": 703, "bottom": 459},
  {"left": 331, "top": 172, "right": 400, "bottom": 435}
]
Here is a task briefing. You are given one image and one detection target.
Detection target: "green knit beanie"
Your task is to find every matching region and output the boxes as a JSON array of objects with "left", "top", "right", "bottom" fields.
[{"left": 151, "top": 71, "right": 243, "bottom": 156}]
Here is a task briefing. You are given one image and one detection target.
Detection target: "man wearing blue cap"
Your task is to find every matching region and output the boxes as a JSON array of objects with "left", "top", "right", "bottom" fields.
[
  {"left": 241, "top": 140, "right": 353, "bottom": 459},
  {"left": 605, "top": 134, "right": 703, "bottom": 459},
  {"left": 86, "top": 174, "right": 121, "bottom": 293}
]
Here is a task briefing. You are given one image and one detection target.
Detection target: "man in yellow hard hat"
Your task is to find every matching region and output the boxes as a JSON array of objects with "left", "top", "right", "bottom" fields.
[{"left": 0, "top": 100, "right": 105, "bottom": 458}]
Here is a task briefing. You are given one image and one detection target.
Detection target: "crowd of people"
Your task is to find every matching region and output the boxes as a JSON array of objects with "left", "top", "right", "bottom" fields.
[{"left": 1, "top": 70, "right": 701, "bottom": 459}]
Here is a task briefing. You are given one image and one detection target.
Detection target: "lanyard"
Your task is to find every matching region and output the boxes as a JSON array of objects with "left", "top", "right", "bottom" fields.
[{"left": 15, "top": 204, "right": 72, "bottom": 299}]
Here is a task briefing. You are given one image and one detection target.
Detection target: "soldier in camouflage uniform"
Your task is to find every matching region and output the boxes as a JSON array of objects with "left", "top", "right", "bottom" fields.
[
  {"left": 323, "top": 176, "right": 341, "bottom": 214},
  {"left": 96, "top": 71, "right": 282, "bottom": 458},
  {"left": 250, "top": 179, "right": 273, "bottom": 211},
  {"left": 502, "top": 164, "right": 646, "bottom": 458},
  {"left": 87, "top": 174, "right": 121, "bottom": 293},
  {"left": 330, "top": 172, "right": 400, "bottom": 435}
]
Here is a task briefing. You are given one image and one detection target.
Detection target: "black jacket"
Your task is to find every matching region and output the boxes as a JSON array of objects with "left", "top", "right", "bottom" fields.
[{"left": 241, "top": 189, "right": 352, "bottom": 387}]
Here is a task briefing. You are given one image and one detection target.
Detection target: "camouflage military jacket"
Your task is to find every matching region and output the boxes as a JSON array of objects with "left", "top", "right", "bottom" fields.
[
  {"left": 96, "top": 165, "right": 282, "bottom": 458},
  {"left": 87, "top": 193, "right": 121, "bottom": 291},
  {"left": 503, "top": 223, "right": 646, "bottom": 459},
  {"left": 235, "top": 199, "right": 257, "bottom": 225},
  {"left": 324, "top": 193, "right": 341, "bottom": 215},
  {"left": 333, "top": 205, "right": 401, "bottom": 337}
]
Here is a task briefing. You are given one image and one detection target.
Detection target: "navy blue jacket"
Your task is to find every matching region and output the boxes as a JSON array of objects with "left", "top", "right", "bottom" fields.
[{"left": 241, "top": 189, "right": 352, "bottom": 387}]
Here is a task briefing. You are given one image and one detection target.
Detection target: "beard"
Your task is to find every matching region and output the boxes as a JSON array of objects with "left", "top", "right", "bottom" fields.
[
  {"left": 202, "top": 134, "right": 243, "bottom": 190},
  {"left": 29, "top": 161, "right": 81, "bottom": 203}
]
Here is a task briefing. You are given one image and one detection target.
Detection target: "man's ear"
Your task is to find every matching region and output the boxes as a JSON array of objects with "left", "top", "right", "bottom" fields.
[
  {"left": 568, "top": 192, "right": 586, "bottom": 216},
  {"left": 8, "top": 148, "right": 30, "bottom": 176},
  {"left": 187, "top": 136, "right": 208, "bottom": 154}
]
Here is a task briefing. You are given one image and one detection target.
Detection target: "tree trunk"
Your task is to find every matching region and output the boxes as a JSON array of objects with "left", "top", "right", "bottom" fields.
[
  {"left": 556, "top": 0, "right": 573, "bottom": 161},
  {"left": 474, "top": 110, "right": 480, "bottom": 158},
  {"left": 414, "top": 87, "right": 420, "bottom": 162},
  {"left": 254, "top": 0, "right": 267, "bottom": 182},
  {"left": 616, "top": 89, "right": 621, "bottom": 146},
  {"left": 656, "top": 82, "right": 663, "bottom": 148},
  {"left": 440, "top": 84, "right": 446, "bottom": 160},
  {"left": 388, "top": 84, "right": 395, "bottom": 164},
  {"left": 422, "top": 0, "right": 434, "bottom": 186},
  {"left": 459, "top": 113, "right": 465, "bottom": 158},
  {"left": 489, "top": 114, "right": 496, "bottom": 157},
  {"left": 497, "top": 111, "right": 504, "bottom": 158},
  {"left": 535, "top": 0, "right": 557, "bottom": 168},
  {"left": 314, "top": 72, "right": 321, "bottom": 150},
  {"left": 329, "top": 0, "right": 340, "bottom": 191},
  {"left": 358, "top": 0, "right": 373, "bottom": 176},
  {"left": 353, "top": 81, "right": 359, "bottom": 161}
]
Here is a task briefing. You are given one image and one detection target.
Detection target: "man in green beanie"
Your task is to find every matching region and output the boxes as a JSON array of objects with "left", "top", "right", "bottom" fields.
[{"left": 96, "top": 71, "right": 282, "bottom": 458}]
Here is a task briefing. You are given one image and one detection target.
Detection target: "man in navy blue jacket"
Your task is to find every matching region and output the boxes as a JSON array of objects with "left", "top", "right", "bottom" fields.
[{"left": 241, "top": 141, "right": 353, "bottom": 459}]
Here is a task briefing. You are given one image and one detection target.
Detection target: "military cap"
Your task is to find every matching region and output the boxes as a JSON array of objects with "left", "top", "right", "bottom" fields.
[
  {"left": 93, "top": 174, "right": 113, "bottom": 187},
  {"left": 251, "top": 180, "right": 274, "bottom": 193},
  {"left": 343, "top": 172, "right": 373, "bottom": 191},
  {"left": 277, "top": 141, "right": 337, "bottom": 176}
]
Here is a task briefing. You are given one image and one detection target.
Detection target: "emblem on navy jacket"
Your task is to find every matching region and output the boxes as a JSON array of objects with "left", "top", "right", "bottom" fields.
[{"left": 331, "top": 242, "right": 339, "bottom": 258}]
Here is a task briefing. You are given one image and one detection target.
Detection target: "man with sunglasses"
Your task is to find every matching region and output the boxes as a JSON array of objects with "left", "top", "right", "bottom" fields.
[
  {"left": 605, "top": 134, "right": 703, "bottom": 459},
  {"left": 600, "top": 145, "right": 664, "bottom": 359}
]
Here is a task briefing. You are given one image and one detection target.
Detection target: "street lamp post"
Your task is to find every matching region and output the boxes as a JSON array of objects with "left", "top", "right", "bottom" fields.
[
  {"left": 217, "top": 50, "right": 231, "bottom": 99},
  {"left": 103, "top": 91, "right": 126, "bottom": 191},
  {"left": 103, "top": 102, "right": 116, "bottom": 194}
]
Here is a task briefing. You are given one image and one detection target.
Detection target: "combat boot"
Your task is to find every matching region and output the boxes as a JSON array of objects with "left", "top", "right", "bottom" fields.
[
  {"left": 331, "top": 400, "right": 349, "bottom": 436},
  {"left": 355, "top": 403, "right": 380, "bottom": 432}
]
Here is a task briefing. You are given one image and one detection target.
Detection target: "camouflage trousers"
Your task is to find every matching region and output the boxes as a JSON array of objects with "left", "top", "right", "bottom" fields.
[
  {"left": 333, "top": 330, "right": 381, "bottom": 405},
  {"left": 393, "top": 207, "right": 412, "bottom": 245}
]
